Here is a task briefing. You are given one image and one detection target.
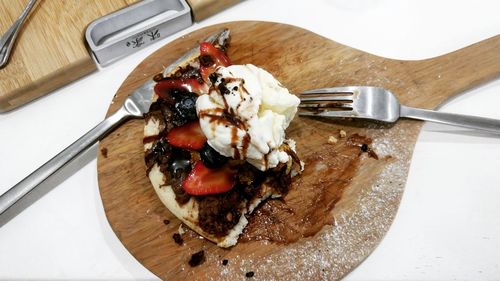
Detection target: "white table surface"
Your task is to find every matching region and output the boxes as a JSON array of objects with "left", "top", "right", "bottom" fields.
[{"left": 1, "top": 0, "right": 500, "bottom": 280}]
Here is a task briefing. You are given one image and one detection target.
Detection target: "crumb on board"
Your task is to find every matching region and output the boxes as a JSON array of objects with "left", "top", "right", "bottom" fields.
[
  {"left": 163, "top": 219, "right": 170, "bottom": 225},
  {"left": 172, "top": 233, "right": 184, "bottom": 245},
  {"left": 361, "top": 144, "right": 369, "bottom": 152},
  {"left": 188, "top": 250, "right": 205, "bottom": 267},
  {"left": 178, "top": 224, "right": 185, "bottom": 235},
  {"left": 100, "top": 147, "right": 108, "bottom": 158},
  {"left": 328, "top": 136, "right": 338, "bottom": 144},
  {"left": 222, "top": 259, "right": 228, "bottom": 266},
  {"left": 245, "top": 271, "right": 255, "bottom": 278},
  {"left": 339, "top": 129, "right": 347, "bottom": 138}
]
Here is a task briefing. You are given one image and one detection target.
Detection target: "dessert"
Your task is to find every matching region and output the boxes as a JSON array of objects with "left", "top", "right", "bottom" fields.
[{"left": 143, "top": 29, "right": 302, "bottom": 247}]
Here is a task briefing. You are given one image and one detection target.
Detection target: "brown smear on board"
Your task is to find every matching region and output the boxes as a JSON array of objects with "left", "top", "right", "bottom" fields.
[{"left": 242, "top": 134, "right": 376, "bottom": 243}]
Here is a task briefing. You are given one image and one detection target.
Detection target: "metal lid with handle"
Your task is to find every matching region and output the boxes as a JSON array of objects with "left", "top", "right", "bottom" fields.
[{"left": 85, "top": 0, "right": 240, "bottom": 66}]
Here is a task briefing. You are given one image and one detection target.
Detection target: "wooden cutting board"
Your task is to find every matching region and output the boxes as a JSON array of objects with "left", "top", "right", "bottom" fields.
[
  {"left": 0, "top": 0, "right": 137, "bottom": 112},
  {"left": 97, "top": 22, "right": 500, "bottom": 280}
]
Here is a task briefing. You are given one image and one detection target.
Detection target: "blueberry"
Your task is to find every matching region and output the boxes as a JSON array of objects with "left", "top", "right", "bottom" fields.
[
  {"left": 174, "top": 93, "right": 197, "bottom": 121},
  {"left": 200, "top": 143, "right": 228, "bottom": 169},
  {"left": 167, "top": 148, "right": 192, "bottom": 204},
  {"left": 168, "top": 148, "right": 191, "bottom": 178}
]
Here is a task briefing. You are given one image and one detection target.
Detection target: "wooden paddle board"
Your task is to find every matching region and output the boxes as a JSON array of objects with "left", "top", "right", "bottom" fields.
[{"left": 97, "top": 21, "right": 500, "bottom": 280}]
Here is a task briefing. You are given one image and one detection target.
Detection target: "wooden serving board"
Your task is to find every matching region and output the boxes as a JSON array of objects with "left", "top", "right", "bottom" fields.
[
  {"left": 97, "top": 22, "right": 500, "bottom": 280},
  {"left": 0, "top": 0, "right": 137, "bottom": 112}
]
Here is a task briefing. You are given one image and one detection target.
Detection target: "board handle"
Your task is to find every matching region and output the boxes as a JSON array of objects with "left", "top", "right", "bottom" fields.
[{"left": 403, "top": 35, "right": 500, "bottom": 108}]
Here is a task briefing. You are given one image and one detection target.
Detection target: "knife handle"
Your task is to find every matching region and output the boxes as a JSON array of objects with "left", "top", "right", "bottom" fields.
[
  {"left": 0, "top": 107, "right": 130, "bottom": 217},
  {"left": 401, "top": 105, "right": 500, "bottom": 133},
  {"left": 187, "top": 0, "right": 241, "bottom": 22}
]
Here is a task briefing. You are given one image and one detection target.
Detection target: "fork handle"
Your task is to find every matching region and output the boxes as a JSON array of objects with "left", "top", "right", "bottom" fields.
[
  {"left": 400, "top": 105, "right": 500, "bottom": 133},
  {"left": 0, "top": 107, "right": 131, "bottom": 216},
  {"left": 0, "top": 0, "right": 37, "bottom": 68}
]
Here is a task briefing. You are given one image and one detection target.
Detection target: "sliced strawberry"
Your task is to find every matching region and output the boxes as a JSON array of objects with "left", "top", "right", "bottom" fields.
[
  {"left": 182, "top": 161, "right": 236, "bottom": 195},
  {"left": 199, "top": 42, "right": 231, "bottom": 82},
  {"left": 154, "top": 78, "right": 207, "bottom": 98},
  {"left": 200, "top": 42, "right": 231, "bottom": 66},
  {"left": 166, "top": 121, "right": 207, "bottom": 150}
]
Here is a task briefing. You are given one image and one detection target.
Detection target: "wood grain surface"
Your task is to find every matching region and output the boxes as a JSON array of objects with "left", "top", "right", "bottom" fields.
[
  {"left": 0, "top": 0, "right": 137, "bottom": 112},
  {"left": 97, "top": 21, "right": 500, "bottom": 280}
]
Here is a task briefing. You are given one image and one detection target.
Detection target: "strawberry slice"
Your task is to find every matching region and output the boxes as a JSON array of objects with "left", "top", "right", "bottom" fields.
[
  {"left": 166, "top": 121, "right": 207, "bottom": 150},
  {"left": 154, "top": 78, "right": 207, "bottom": 98},
  {"left": 200, "top": 42, "right": 231, "bottom": 66},
  {"left": 182, "top": 161, "right": 236, "bottom": 195},
  {"left": 199, "top": 42, "right": 231, "bottom": 82}
]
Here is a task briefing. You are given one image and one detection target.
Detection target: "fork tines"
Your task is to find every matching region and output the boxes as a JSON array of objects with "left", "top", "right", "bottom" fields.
[{"left": 299, "top": 88, "right": 355, "bottom": 115}]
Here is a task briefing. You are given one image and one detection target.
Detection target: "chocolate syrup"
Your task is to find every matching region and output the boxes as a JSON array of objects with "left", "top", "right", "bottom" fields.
[
  {"left": 143, "top": 135, "right": 160, "bottom": 144},
  {"left": 198, "top": 76, "right": 252, "bottom": 161},
  {"left": 241, "top": 134, "right": 377, "bottom": 243}
]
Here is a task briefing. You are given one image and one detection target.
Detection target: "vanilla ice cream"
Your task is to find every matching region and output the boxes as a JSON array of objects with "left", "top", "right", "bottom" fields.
[{"left": 196, "top": 64, "right": 300, "bottom": 171}]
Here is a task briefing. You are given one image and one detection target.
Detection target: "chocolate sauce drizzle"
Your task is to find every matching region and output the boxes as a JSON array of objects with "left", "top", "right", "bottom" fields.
[{"left": 199, "top": 74, "right": 252, "bottom": 161}]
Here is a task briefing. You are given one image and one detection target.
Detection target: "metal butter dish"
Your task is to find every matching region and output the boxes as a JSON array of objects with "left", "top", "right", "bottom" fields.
[{"left": 85, "top": 0, "right": 239, "bottom": 66}]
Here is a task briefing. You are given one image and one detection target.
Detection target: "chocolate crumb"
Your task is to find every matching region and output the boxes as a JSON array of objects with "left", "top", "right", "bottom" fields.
[
  {"left": 163, "top": 219, "right": 170, "bottom": 225},
  {"left": 222, "top": 259, "right": 228, "bottom": 266},
  {"left": 100, "top": 147, "right": 108, "bottom": 158},
  {"left": 245, "top": 271, "right": 254, "bottom": 278},
  {"left": 172, "top": 233, "right": 184, "bottom": 245},
  {"left": 153, "top": 73, "right": 164, "bottom": 82},
  {"left": 209, "top": 72, "right": 219, "bottom": 84},
  {"left": 199, "top": 55, "right": 214, "bottom": 67},
  {"left": 188, "top": 250, "right": 205, "bottom": 267},
  {"left": 361, "top": 144, "right": 368, "bottom": 152},
  {"left": 368, "top": 149, "right": 379, "bottom": 160}
]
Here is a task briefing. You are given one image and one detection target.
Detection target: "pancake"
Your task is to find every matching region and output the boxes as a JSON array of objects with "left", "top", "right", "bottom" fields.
[{"left": 143, "top": 29, "right": 302, "bottom": 247}]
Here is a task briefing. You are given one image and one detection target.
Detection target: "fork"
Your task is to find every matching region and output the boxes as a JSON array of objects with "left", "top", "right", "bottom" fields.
[
  {"left": 299, "top": 86, "right": 500, "bottom": 133},
  {"left": 0, "top": 0, "right": 37, "bottom": 68},
  {"left": 0, "top": 80, "right": 154, "bottom": 216},
  {"left": 0, "top": 29, "right": 229, "bottom": 217}
]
